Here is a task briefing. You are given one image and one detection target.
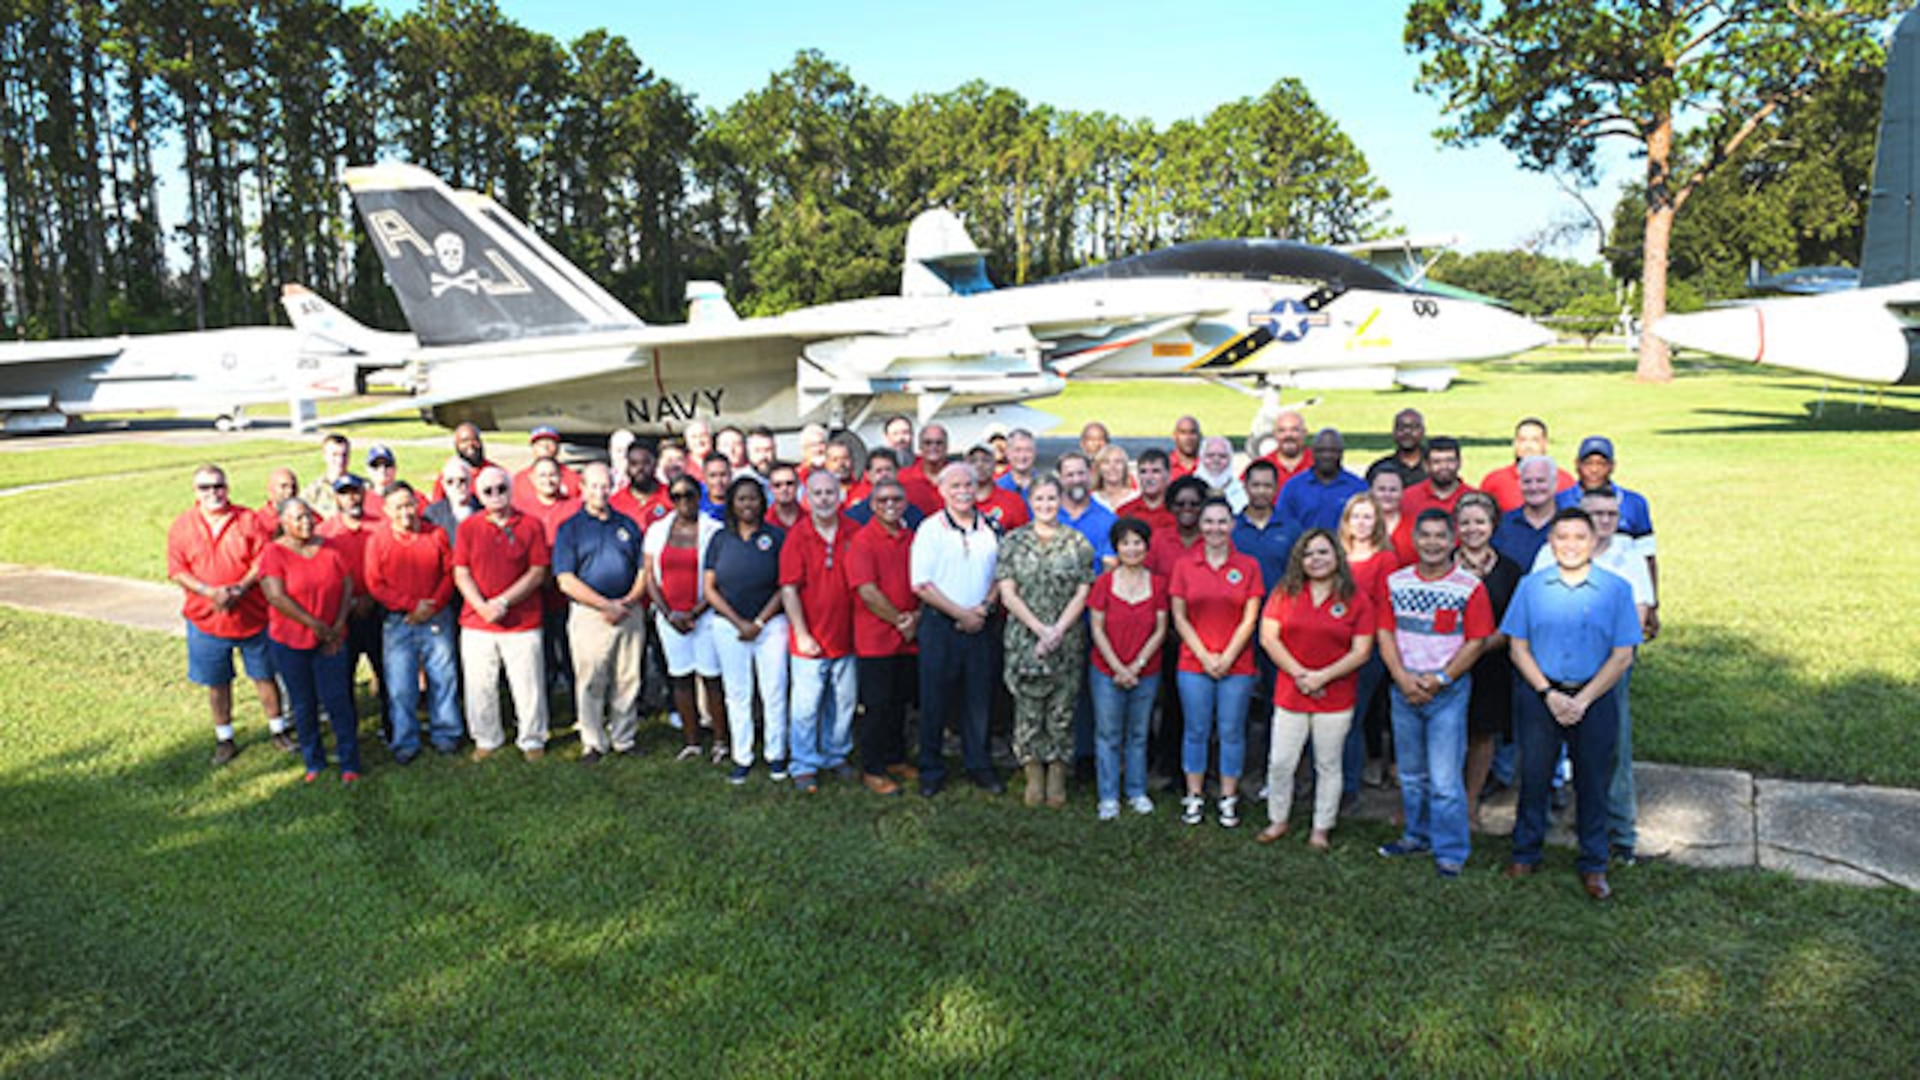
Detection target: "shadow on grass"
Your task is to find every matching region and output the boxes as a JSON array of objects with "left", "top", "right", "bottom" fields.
[
  {"left": 1639, "top": 624, "right": 1920, "bottom": 787},
  {"left": 1660, "top": 403, "right": 1920, "bottom": 436}
]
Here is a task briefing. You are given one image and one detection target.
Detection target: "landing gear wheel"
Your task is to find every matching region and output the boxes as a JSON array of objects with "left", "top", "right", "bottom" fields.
[{"left": 214, "top": 414, "right": 237, "bottom": 432}]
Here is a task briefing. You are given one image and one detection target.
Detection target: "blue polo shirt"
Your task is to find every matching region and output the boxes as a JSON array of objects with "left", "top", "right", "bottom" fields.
[
  {"left": 552, "top": 507, "right": 644, "bottom": 601},
  {"left": 1557, "top": 484, "right": 1655, "bottom": 548},
  {"left": 1060, "top": 499, "right": 1117, "bottom": 571},
  {"left": 995, "top": 472, "right": 1032, "bottom": 507},
  {"left": 1500, "top": 565, "right": 1643, "bottom": 683},
  {"left": 1232, "top": 510, "right": 1295, "bottom": 592},
  {"left": 704, "top": 524, "right": 785, "bottom": 616},
  {"left": 1277, "top": 469, "right": 1368, "bottom": 533},
  {"left": 1492, "top": 506, "right": 1553, "bottom": 568}
]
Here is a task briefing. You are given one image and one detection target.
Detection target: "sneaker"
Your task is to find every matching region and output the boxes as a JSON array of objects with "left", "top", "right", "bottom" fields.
[
  {"left": 1097, "top": 799, "right": 1121, "bottom": 821},
  {"left": 211, "top": 739, "right": 240, "bottom": 766},
  {"left": 271, "top": 731, "right": 298, "bottom": 754},
  {"left": 1129, "top": 795, "right": 1155, "bottom": 816},
  {"left": 470, "top": 746, "right": 496, "bottom": 763},
  {"left": 341, "top": 770, "right": 361, "bottom": 785},
  {"left": 1217, "top": 796, "right": 1241, "bottom": 829},
  {"left": 769, "top": 760, "right": 791, "bottom": 782},
  {"left": 432, "top": 741, "right": 462, "bottom": 756},
  {"left": 302, "top": 769, "right": 320, "bottom": 784},
  {"left": 1377, "top": 839, "right": 1430, "bottom": 858},
  {"left": 522, "top": 748, "right": 545, "bottom": 762},
  {"left": 710, "top": 742, "right": 730, "bottom": 765},
  {"left": 832, "top": 763, "right": 857, "bottom": 780},
  {"left": 394, "top": 746, "right": 420, "bottom": 767},
  {"left": 862, "top": 772, "right": 902, "bottom": 797},
  {"left": 579, "top": 749, "right": 604, "bottom": 766},
  {"left": 1436, "top": 862, "right": 1463, "bottom": 879},
  {"left": 728, "top": 764, "right": 752, "bottom": 786},
  {"left": 674, "top": 745, "right": 703, "bottom": 762},
  {"left": 794, "top": 773, "right": 819, "bottom": 794},
  {"left": 1180, "top": 795, "right": 1204, "bottom": 826}
]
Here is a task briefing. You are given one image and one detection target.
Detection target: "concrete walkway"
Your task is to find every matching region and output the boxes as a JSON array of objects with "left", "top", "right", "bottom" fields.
[{"left": 2, "top": 561, "right": 1915, "bottom": 890}]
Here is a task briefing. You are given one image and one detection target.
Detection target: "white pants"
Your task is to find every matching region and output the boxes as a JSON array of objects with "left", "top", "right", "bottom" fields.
[
  {"left": 463, "top": 628, "right": 548, "bottom": 752},
  {"left": 789, "top": 653, "right": 858, "bottom": 775},
  {"left": 569, "top": 604, "right": 646, "bottom": 753},
  {"left": 1268, "top": 706, "right": 1354, "bottom": 832},
  {"left": 711, "top": 614, "right": 790, "bottom": 766},
  {"left": 655, "top": 609, "right": 720, "bottom": 677}
]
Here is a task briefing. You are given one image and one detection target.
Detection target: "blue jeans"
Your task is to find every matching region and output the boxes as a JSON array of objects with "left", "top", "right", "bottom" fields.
[
  {"left": 1175, "top": 671, "right": 1253, "bottom": 779},
  {"left": 1389, "top": 676, "right": 1471, "bottom": 867},
  {"left": 382, "top": 609, "right": 462, "bottom": 754},
  {"left": 1608, "top": 667, "right": 1636, "bottom": 849},
  {"left": 1513, "top": 684, "right": 1620, "bottom": 873},
  {"left": 1343, "top": 653, "right": 1386, "bottom": 794},
  {"left": 1090, "top": 669, "right": 1159, "bottom": 803},
  {"left": 270, "top": 639, "right": 361, "bottom": 775},
  {"left": 790, "top": 653, "right": 857, "bottom": 775},
  {"left": 918, "top": 610, "right": 994, "bottom": 783}
]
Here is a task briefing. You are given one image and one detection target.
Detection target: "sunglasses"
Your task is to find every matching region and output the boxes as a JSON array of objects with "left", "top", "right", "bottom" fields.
[
  {"left": 196, "top": 482, "right": 227, "bottom": 491},
  {"left": 873, "top": 495, "right": 904, "bottom": 504},
  {"left": 478, "top": 485, "right": 507, "bottom": 496},
  {"left": 671, "top": 489, "right": 700, "bottom": 501}
]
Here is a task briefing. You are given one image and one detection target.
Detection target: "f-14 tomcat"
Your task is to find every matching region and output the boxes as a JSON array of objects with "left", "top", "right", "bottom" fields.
[{"left": 336, "top": 162, "right": 1553, "bottom": 441}]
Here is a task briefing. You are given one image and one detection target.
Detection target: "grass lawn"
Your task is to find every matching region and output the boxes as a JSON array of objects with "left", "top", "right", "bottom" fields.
[
  {"left": 2, "top": 606, "right": 1917, "bottom": 1077},
  {"left": 4, "top": 347, "right": 1915, "bottom": 785}
]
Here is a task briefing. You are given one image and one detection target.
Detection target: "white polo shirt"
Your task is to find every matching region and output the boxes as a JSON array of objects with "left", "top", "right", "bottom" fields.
[{"left": 910, "top": 509, "right": 998, "bottom": 609}]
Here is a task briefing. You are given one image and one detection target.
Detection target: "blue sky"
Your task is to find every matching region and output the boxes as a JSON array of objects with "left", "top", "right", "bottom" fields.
[{"left": 475, "top": 0, "right": 1631, "bottom": 256}]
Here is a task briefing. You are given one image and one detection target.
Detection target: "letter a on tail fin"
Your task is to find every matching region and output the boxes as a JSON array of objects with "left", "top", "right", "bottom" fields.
[{"left": 341, "top": 162, "right": 643, "bottom": 348}]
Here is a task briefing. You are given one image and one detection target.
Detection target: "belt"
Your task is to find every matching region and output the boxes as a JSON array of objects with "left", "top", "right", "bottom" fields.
[{"left": 1547, "top": 679, "right": 1589, "bottom": 696}]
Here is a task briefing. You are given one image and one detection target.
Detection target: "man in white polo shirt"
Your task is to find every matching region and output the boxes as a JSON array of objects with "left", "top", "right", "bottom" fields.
[{"left": 910, "top": 463, "right": 1003, "bottom": 797}]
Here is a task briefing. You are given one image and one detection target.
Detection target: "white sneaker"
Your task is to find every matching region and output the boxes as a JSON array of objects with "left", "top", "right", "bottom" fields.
[
  {"left": 1129, "top": 795, "right": 1155, "bottom": 815},
  {"left": 1218, "top": 795, "right": 1241, "bottom": 829},
  {"left": 1181, "top": 795, "right": 1204, "bottom": 826},
  {"left": 1097, "top": 799, "right": 1120, "bottom": 821}
]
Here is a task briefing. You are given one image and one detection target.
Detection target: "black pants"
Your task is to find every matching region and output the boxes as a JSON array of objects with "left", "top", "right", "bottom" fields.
[
  {"left": 857, "top": 654, "right": 914, "bottom": 775},
  {"left": 918, "top": 610, "right": 993, "bottom": 783},
  {"left": 346, "top": 609, "right": 385, "bottom": 730},
  {"left": 1512, "top": 686, "right": 1620, "bottom": 874}
]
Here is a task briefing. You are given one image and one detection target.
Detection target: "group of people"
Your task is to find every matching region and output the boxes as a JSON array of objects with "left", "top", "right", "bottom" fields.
[{"left": 168, "top": 406, "right": 1658, "bottom": 899}]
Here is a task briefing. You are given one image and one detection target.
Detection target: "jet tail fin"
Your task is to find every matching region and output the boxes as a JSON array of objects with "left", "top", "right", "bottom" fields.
[
  {"left": 280, "top": 284, "right": 388, "bottom": 354},
  {"left": 1861, "top": 9, "right": 1920, "bottom": 287},
  {"left": 685, "top": 281, "right": 740, "bottom": 325},
  {"left": 901, "top": 209, "right": 994, "bottom": 298},
  {"left": 341, "top": 162, "right": 643, "bottom": 348}
]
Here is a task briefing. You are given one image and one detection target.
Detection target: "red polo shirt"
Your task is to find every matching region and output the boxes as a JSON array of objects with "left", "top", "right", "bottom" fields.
[
  {"left": 1389, "top": 515, "right": 1418, "bottom": 566},
  {"left": 257, "top": 540, "right": 351, "bottom": 650},
  {"left": 1169, "top": 449, "right": 1199, "bottom": 478},
  {"left": 1347, "top": 548, "right": 1401, "bottom": 609},
  {"left": 1169, "top": 547, "right": 1264, "bottom": 676},
  {"left": 1128, "top": 497, "right": 1176, "bottom": 540},
  {"left": 1262, "top": 586, "right": 1376, "bottom": 712},
  {"left": 512, "top": 460, "right": 583, "bottom": 505},
  {"left": 846, "top": 518, "right": 919, "bottom": 657},
  {"left": 976, "top": 485, "right": 1029, "bottom": 533},
  {"left": 167, "top": 504, "right": 272, "bottom": 638},
  {"left": 610, "top": 486, "right": 671, "bottom": 528},
  {"left": 1478, "top": 462, "right": 1578, "bottom": 514},
  {"left": 1147, "top": 529, "right": 1201, "bottom": 577},
  {"left": 845, "top": 476, "right": 873, "bottom": 506},
  {"left": 779, "top": 513, "right": 858, "bottom": 657},
  {"left": 252, "top": 503, "right": 283, "bottom": 538},
  {"left": 1402, "top": 479, "right": 1477, "bottom": 522},
  {"left": 364, "top": 524, "right": 455, "bottom": 614},
  {"left": 901, "top": 462, "right": 947, "bottom": 516},
  {"left": 316, "top": 516, "right": 375, "bottom": 594},
  {"left": 1088, "top": 571, "right": 1169, "bottom": 677},
  {"left": 1259, "top": 451, "right": 1315, "bottom": 489},
  {"left": 453, "top": 510, "right": 550, "bottom": 632},
  {"left": 429, "top": 457, "right": 499, "bottom": 502}
]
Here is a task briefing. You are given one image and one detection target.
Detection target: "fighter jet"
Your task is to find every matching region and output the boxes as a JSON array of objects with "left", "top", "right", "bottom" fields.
[
  {"left": 1654, "top": 8, "right": 1920, "bottom": 387},
  {"left": 0, "top": 286, "right": 396, "bottom": 434},
  {"left": 334, "top": 163, "right": 1551, "bottom": 443}
]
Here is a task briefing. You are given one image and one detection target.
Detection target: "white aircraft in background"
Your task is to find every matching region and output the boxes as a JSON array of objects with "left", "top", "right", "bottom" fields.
[
  {"left": 0, "top": 284, "right": 405, "bottom": 434},
  {"left": 278, "top": 284, "right": 418, "bottom": 392},
  {"left": 1654, "top": 8, "right": 1920, "bottom": 388},
  {"left": 333, "top": 162, "right": 1552, "bottom": 444}
]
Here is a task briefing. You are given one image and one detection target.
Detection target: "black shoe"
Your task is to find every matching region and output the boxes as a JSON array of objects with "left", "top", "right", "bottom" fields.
[
  {"left": 271, "top": 731, "right": 298, "bottom": 754},
  {"left": 1611, "top": 844, "right": 1650, "bottom": 867},
  {"left": 211, "top": 739, "right": 239, "bottom": 766},
  {"left": 1339, "top": 790, "right": 1361, "bottom": 816},
  {"left": 393, "top": 746, "right": 421, "bottom": 767},
  {"left": 579, "top": 749, "right": 604, "bottom": 766},
  {"left": 1073, "top": 758, "right": 1096, "bottom": 784},
  {"left": 968, "top": 769, "right": 1006, "bottom": 795},
  {"left": 919, "top": 775, "right": 945, "bottom": 798}
]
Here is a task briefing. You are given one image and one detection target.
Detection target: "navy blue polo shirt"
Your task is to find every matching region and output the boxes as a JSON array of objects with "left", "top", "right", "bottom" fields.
[
  {"left": 1557, "top": 484, "right": 1655, "bottom": 547},
  {"left": 1500, "top": 565, "right": 1643, "bottom": 683},
  {"left": 704, "top": 524, "right": 785, "bottom": 616},
  {"left": 1233, "top": 510, "right": 1295, "bottom": 593},
  {"left": 1492, "top": 506, "right": 1553, "bottom": 569},
  {"left": 552, "top": 507, "right": 644, "bottom": 601},
  {"left": 1277, "top": 469, "right": 1369, "bottom": 533}
]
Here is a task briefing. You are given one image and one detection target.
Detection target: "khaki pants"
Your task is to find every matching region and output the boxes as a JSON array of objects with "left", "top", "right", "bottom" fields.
[
  {"left": 1268, "top": 706, "right": 1353, "bottom": 832},
  {"left": 463, "top": 628, "right": 548, "bottom": 752},
  {"left": 569, "top": 604, "right": 646, "bottom": 753}
]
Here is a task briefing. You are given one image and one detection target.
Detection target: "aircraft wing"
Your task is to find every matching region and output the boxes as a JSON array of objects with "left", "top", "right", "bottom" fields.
[{"left": 0, "top": 339, "right": 127, "bottom": 366}]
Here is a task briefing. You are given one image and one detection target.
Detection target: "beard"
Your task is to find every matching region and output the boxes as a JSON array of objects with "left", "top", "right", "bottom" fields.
[
  {"left": 459, "top": 446, "right": 485, "bottom": 467},
  {"left": 1066, "top": 483, "right": 1090, "bottom": 503}
]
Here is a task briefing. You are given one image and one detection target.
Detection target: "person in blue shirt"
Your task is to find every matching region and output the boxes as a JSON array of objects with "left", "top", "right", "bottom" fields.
[
  {"left": 1055, "top": 452, "right": 1117, "bottom": 572},
  {"left": 1501, "top": 506, "right": 1642, "bottom": 902},
  {"left": 1557, "top": 436, "right": 1658, "bottom": 635},
  {"left": 1233, "top": 460, "right": 1295, "bottom": 592},
  {"left": 1277, "top": 428, "right": 1369, "bottom": 534},
  {"left": 1492, "top": 455, "right": 1560, "bottom": 568},
  {"left": 698, "top": 452, "right": 731, "bottom": 522},
  {"left": 995, "top": 428, "right": 1039, "bottom": 507},
  {"left": 552, "top": 463, "right": 649, "bottom": 762}
]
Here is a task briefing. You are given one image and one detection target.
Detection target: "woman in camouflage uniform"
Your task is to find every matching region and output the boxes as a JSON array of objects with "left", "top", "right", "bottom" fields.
[{"left": 997, "top": 475, "right": 1096, "bottom": 807}]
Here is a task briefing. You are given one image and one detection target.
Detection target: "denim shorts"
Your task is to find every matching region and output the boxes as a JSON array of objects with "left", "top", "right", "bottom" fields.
[{"left": 185, "top": 623, "right": 272, "bottom": 686}]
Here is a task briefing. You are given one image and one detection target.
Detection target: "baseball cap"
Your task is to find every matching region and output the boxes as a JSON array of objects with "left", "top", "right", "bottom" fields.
[
  {"left": 530, "top": 425, "right": 561, "bottom": 443},
  {"left": 332, "top": 474, "right": 365, "bottom": 492},
  {"left": 366, "top": 445, "right": 395, "bottom": 467},
  {"left": 1577, "top": 436, "right": 1615, "bottom": 461}
]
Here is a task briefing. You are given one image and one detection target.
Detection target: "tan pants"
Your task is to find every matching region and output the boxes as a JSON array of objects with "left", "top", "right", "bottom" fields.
[
  {"left": 462, "top": 628, "right": 548, "bottom": 752},
  {"left": 569, "top": 604, "right": 646, "bottom": 753},
  {"left": 1268, "top": 706, "right": 1354, "bottom": 832}
]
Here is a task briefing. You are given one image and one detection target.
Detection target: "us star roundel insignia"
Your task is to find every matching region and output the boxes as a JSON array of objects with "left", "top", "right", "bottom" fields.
[
  {"left": 756, "top": 534, "right": 773, "bottom": 552},
  {"left": 1226, "top": 568, "right": 1244, "bottom": 585},
  {"left": 616, "top": 529, "right": 631, "bottom": 543},
  {"left": 1331, "top": 602, "right": 1348, "bottom": 618}
]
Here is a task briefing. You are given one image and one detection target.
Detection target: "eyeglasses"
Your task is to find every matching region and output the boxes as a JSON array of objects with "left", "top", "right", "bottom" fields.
[
  {"left": 195, "top": 482, "right": 227, "bottom": 491},
  {"left": 478, "top": 485, "right": 507, "bottom": 496},
  {"left": 873, "top": 495, "right": 904, "bottom": 504},
  {"left": 1170, "top": 500, "right": 1203, "bottom": 510},
  {"left": 771, "top": 479, "right": 796, "bottom": 488},
  {"left": 671, "top": 490, "right": 700, "bottom": 501}
]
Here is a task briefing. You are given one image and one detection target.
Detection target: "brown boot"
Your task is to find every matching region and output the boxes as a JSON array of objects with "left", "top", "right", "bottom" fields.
[
  {"left": 1023, "top": 761, "right": 1045, "bottom": 807},
  {"left": 1045, "top": 761, "right": 1068, "bottom": 809}
]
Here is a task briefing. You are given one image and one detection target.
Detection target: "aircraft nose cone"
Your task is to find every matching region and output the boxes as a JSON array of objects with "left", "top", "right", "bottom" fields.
[{"left": 1654, "top": 308, "right": 1762, "bottom": 362}]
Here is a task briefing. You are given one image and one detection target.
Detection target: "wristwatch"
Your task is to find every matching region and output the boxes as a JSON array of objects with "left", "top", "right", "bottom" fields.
[{"left": 1435, "top": 671, "right": 1452, "bottom": 688}]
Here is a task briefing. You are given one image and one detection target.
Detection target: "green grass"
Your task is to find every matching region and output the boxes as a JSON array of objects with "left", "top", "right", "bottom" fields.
[
  {"left": 5, "top": 348, "right": 1916, "bottom": 785},
  {"left": 0, "top": 439, "right": 301, "bottom": 490},
  {"left": 2, "top": 605, "right": 1917, "bottom": 1076}
]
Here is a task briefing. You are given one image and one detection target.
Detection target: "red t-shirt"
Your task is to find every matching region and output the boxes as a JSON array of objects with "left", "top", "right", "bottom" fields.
[
  {"left": 779, "top": 514, "right": 858, "bottom": 657},
  {"left": 1169, "top": 548, "right": 1264, "bottom": 676},
  {"left": 845, "top": 518, "right": 918, "bottom": 657},
  {"left": 1347, "top": 548, "right": 1400, "bottom": 610},
  {"left": 512, "top": 460, "right": 583, "bottom": 505},
  {"left": 429, "top": 457, "right": 499, "bottom": 503},
  {"left": 1402, "top": 479, "right": 1477, "bottom": 523},
  {"left": 1478, "top": 462, "right": 1578, "bottom": 514},
  {"left": 1147, "top": 529, "right": 1201, "bottom": 577},
  {"left": 516, "top": 494, "right": 581, "bottom": 543},
  {"left": 976, "top": 486, "right": 1029, "bottom": 533},
  {"left": 364, "top": 524, "right": 455, "bottom": 614},
  {"left": 252, "top": 503, "right": 282, "bottom": 538},
  {"left": 1169, "top": 449, "right": 1199, "bottom": 478},
  {"left": 1128, "top": 497, "right": 1176, "bottom": 540},
  {"left": 1259, "top": 451, "right": 1314, "bottom": 489},
  {"left": 844, "top": 476, "right": 873, "bottom": 506},
  {"left": 1087, "top": 570, "right": 1169, "bottom": 677},
  {"left": 452, "top": 511, "right": 550, "bottom": 633},
  {"left": 1262, "top": 586, "right": 1376, "bottom": 712},
  {"left": 657, "top": 543, "right": 700, "bottom": 613},
  {"left": 1388, "top": 515, "right": 1417, "bottom": 566},
  {"left": 900, "top": 465, "right": 946, "bottom": 516},
  {"left": 610, "top": 486, "right": 671, "bottom": 528},
  {"left": 315, "top": 516, "right": 374, "bottom": 594},
  {"left": 166, "top": 505, "right": 271, "bottom": 638},
  {"left": 257, "top": 540, "right": 350, "bottom": 650}
]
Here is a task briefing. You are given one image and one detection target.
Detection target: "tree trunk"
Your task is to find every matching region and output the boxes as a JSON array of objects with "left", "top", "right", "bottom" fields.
[{"left": 1637, "top": 110, "right": 1675, "bottom": 382}]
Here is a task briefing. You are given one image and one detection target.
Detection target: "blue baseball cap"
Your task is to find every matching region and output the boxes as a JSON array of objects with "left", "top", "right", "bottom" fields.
[{"left": 1577, "top": 436, "right": 1615, "bottom": 461}]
